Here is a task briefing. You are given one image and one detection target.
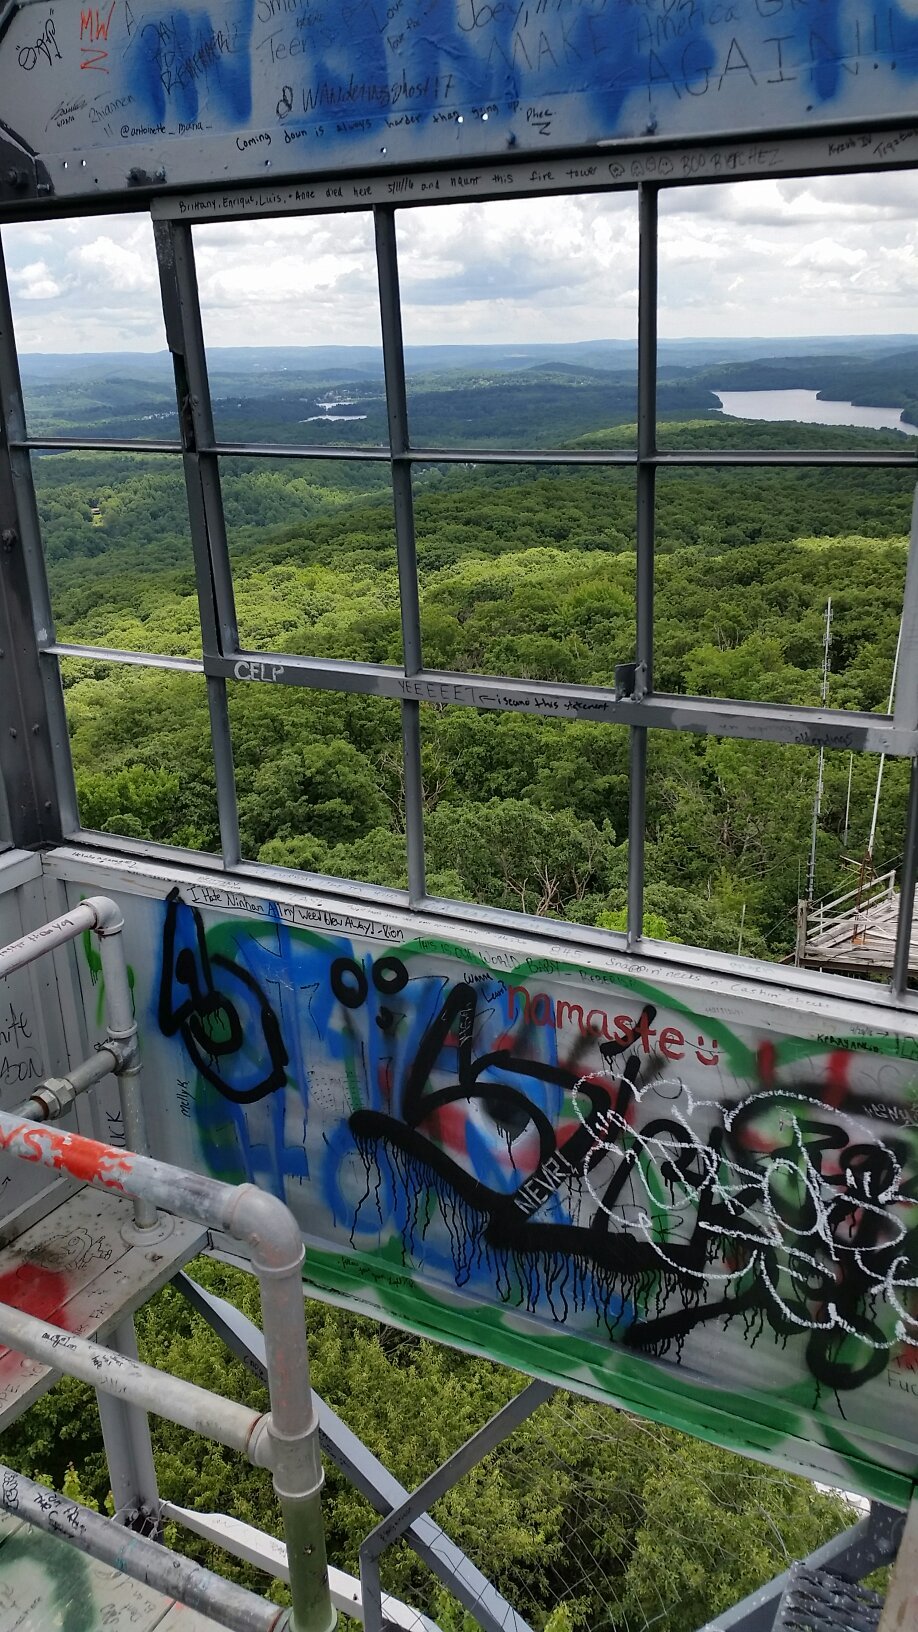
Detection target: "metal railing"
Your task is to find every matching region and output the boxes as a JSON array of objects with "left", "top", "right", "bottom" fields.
[{"left": 0, "top": 899, "right": 335, "bottom": 1632}]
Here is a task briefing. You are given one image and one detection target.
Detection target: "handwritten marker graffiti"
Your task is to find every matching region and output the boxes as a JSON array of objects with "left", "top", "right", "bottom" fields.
[{"left": 154, "top": 893, "right": 918, "bottom": 1399}]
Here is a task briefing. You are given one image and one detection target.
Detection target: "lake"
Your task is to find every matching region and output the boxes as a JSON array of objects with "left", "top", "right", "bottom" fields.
[{"left": 714, "top": 388, "right": 918, "bottom": 437}]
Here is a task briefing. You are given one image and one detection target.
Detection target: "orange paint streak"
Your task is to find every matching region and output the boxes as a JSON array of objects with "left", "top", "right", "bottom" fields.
[{"left": 0, "top": 1121, "right": 131, "bottom": 1191}]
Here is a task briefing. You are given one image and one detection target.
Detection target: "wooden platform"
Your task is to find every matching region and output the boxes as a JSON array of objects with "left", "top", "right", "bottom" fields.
[
  {"left": 0, "top": 1187, "right": 206, "bottom": 1430},
  {"left": 0, "top": 1511, "right": 225, "bottom": 1630},
  {"left": 799, "top": 868, "right": 918, "bottom": 975}
]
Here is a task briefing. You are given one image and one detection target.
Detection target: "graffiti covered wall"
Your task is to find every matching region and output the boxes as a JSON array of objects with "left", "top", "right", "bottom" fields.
[
  {"left": 2, "top": 0, "right": 918, "bottom": 204},
  {"left": 58, "top": 857, "right": 918, "bottom": 1503}
]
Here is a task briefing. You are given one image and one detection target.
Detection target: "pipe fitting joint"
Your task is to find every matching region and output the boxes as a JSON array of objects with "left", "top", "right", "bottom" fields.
[
  {"left": 85, "top": 895, "right": 126, "bottom": 937},
  {"left": 224, "top": 1184, "right": 304, "bottom": 1275}
]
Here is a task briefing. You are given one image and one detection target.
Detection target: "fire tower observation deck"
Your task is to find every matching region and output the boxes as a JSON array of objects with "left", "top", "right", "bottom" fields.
[{"left": 2, "top": 1, "right": 918, "bottom": 1629}]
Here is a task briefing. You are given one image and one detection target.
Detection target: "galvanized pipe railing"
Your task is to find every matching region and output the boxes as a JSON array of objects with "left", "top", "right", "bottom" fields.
[
  {"left": 0, "top": 895, "right": 155, "bottom": 1227},
  {"left": 0, "top": 1300, "right": 273, "bottom": 1463},
  {"left": 11, "top": 1041, "right": 122, "bottom": 1122},
  {"left": 0, "top": 1110, "right": 335, "bottom": 1632},
  {"left": 0, "top": 1464, "right": 288, "bottom": 1632}
]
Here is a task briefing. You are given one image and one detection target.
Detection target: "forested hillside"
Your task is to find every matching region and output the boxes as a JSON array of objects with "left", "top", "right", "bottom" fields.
[{"left": 38, "top": 409, "right": 913, "bottom": 962}]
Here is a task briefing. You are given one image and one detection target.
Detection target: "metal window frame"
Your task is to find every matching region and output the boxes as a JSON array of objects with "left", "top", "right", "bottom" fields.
[{"left": 1, "top": 158, "right": 917, "bottom": 999}]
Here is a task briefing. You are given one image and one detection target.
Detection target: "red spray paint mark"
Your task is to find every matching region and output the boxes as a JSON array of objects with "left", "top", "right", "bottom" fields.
[
  {"left": 418, "top": 1101, "right": 469, "bottom": 1158},
  {"left": 0, "top": 1263, "right": 74, "bottom": 1379},
  {"left": 823, "top": 1050, "right": 852, "bottom": 1108}
]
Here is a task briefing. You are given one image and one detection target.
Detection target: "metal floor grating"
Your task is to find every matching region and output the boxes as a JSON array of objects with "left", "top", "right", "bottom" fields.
[{"left": 773, "top": 1563, "right": 884, "bottom": 1632}]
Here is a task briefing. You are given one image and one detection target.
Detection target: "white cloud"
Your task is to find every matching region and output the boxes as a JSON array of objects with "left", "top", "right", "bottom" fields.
[
  {"left": 1, "top": 168, "right": 915, "bottom": 350},
  {"left": 8, "top": 260, "right": 65, "bottom": 301},
  {"left": 71, "top": 235, "right": 157, "bottom": 292}
]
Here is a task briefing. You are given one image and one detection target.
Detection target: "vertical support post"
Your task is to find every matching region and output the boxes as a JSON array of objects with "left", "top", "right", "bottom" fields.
[
  {"left": 95, "top": 1317, "right": 161, "bottom": 1535},
  {"left": 794, "top": 898, "right": 809, "bottom": 967},
  {"left": 0, "top": 233, "right": 76, "bottom": 846},
  {"left": 892, "top": 755, "right": 918, "bottom": 997},
  {"left": 374, "top": 206, "right": 426, "bottom": 904},
  {"left": 892, "top": 487, "right": 918, "bottom": 734},
  {"left": 628, "top": 184, "right": 657, "bottom": 948},
  {"left": 878, "top": 1495, "right": 918, "bottom": 1632},
  {"left": 95, "top": 903, "right": 156, "bottom": 1229},
  {"left": 153, "top": 218, "right": 242, "bottom": 868}
]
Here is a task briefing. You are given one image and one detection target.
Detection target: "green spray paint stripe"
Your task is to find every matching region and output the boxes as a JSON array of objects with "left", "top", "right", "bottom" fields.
[
  {"left": 304, "top": 1239, "right": 876, "bottom": 1446},
  {"left": 344, "top": 1053, "right": 362, "bottom": 1116},
  {"left": 303, "top": 1244, "right": 900, "bottom": 1459},
  {"left": 302, "top": 1247, "right": 912, "bottom": 1508},
  {"left": 202, "top": 921, "right": 915, "bottom": 1082}
]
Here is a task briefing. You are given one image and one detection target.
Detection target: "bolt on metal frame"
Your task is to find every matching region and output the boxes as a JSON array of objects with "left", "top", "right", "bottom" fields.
[{"left": 0, "top": 169, "right": 917, "bottom": 997}]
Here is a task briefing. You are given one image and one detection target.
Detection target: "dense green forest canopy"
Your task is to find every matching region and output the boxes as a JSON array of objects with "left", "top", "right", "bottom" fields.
[{"left": 32, "top": 357, "right": 914, "bottom": 962}]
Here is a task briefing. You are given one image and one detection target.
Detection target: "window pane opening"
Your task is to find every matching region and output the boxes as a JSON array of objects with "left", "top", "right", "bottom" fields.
[
  {"left": 398, "top": 194, "right": 639, "bottom": 452},
  {"left": 420, "top": 704, "right": 630, "bottom": 923},
  {"left": 643, "top": 730, "right": 914, "bottom": 967},
  {"left": 192, "top": 214, "right": 386, "bottom": 449},
  {"left": 63, "top": 659, "right": 219, "bottom": 854},
  {"left": 229, "top": 684, "right": 406, "bottom": 887},
  {"left": 221, "top": 455, "right": 402, "bottom": 664},
  {"left": 416, "top": 463, "right": 636, "bottom": 687},
  {"left": 653, "top": 465, "right": 911, "bottom": 713},
  {"left": 1, "top": 214, "right": 179, "bottom": 441},
  {"left": 35, "top": 449, "right": 201, "bottom": 658},
  {"left": 657, "top": 173, "right": 918, "bottom": 453}
]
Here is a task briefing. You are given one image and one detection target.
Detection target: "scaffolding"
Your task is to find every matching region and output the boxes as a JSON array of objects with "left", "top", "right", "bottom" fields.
[{"left": 797, "top": 870, "right": 918, "bottom": 978}]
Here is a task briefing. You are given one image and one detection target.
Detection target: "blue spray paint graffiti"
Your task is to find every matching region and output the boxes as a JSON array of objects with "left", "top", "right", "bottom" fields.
[
  {"left": 5, "top": 0, "right": 918, "bottom": 203},
  {"left": 155, "top": 891, "right": 918, "bottom": 1396}
]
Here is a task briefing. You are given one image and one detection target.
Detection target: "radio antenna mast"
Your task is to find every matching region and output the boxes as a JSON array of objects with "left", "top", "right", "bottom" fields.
[{"left": 806, "top": 597, "right": 832, "bottom": 904}]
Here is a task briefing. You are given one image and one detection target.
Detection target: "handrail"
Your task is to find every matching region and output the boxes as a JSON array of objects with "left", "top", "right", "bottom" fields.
[
  {"left": 0, "top": 895, "right": 155, "bottom": 1227},
  {"left": 0, "top": 1464, "right": 287, "bottom": 1632},
  {"left": 0, "top": 1113, "right": 335, "bottom": 1632}
]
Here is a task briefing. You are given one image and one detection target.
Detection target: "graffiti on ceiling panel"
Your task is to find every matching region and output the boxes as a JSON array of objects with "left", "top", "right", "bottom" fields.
[{"left": 1, "top": 0, "right": 918, "bottom": 203}]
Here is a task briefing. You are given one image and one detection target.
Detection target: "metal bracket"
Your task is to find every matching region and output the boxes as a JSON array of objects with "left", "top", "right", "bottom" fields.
[
  {"left": 694, "top": 1502, "right": 905, "bottom": 1632},
  {"left": 615, "top": 659, "right": 648, "bottom": 701}
]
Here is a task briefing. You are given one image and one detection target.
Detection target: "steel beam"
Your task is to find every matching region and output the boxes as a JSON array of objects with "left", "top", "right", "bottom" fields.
[
  {"left": 94, "top": 1318, "right": 162, "bottom": 1537},
  {"left": 174, "top": 1272, "right": 539, "bottom": 1632},
  {"left": 198, "top": 652, "right": 912, "bottom": 754},
  {"left": 359, "top": 1379, "right": 554, "bottom": 1632},
  {"left": 891, "top": 757, "right": 918, "bottom": 999},
  {"left": 375, "top": 206, "right": 426, "bottom": 903},
  {"left": 0, "top": 235, "right": 73, "bottom": 846},
  {"left": 154, "top": 217, "right": 242, "bottom": 868}
]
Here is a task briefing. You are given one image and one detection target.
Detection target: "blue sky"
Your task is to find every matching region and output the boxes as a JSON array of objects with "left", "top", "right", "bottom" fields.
[{"left": 2, "top": 171, "right": 916, "bottom": 351}]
